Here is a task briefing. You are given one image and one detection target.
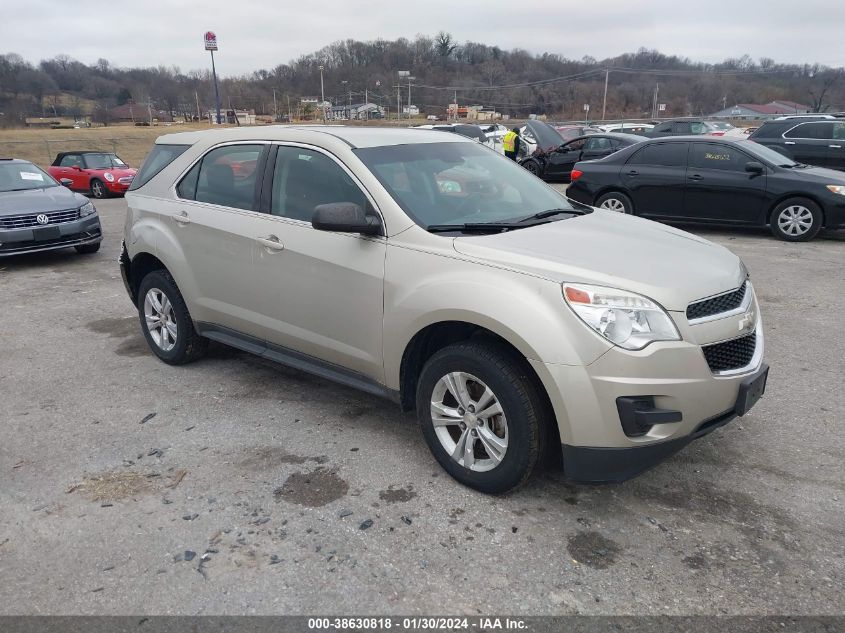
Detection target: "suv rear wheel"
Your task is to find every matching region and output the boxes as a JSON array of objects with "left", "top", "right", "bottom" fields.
[
  {"left": 416, "top": 341, "right": 545, "bottom": 493},
  {"left": 137, "top": 270, "right": 207, "bottom": 364},
  {"left": 770, "top": 197, "right": 822, "bottom": 241}
]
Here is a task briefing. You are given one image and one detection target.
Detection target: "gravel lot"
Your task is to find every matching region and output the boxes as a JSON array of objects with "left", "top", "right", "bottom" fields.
[{"left": 1, "top": 196, "right": 843, "bottom": 615}]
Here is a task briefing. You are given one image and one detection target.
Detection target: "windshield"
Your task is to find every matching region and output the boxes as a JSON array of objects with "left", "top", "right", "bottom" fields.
[
  {"left": 0, "top": 162, "right": 59, "bottom": 192},
  {"left": 742, "top": 141, "right": 798, "bottom": 167},
  {"left": 354, "top": 142, "right": 578, "bottom": 228},
  {"left": 84, "top": 153, "right": 127, "bottom": 169},
  {"left": 709, "top": 122, "right": 734, "bottom": 131}
]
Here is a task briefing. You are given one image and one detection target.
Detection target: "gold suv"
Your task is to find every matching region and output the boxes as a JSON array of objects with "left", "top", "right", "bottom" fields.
[{"left": 121, "top": 126, "right": 768, "bottom": 493}]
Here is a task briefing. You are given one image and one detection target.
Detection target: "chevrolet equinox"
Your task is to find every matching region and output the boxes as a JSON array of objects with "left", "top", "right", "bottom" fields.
[{"left": 120, "top": 126, "right": 768, "bottom": 493}]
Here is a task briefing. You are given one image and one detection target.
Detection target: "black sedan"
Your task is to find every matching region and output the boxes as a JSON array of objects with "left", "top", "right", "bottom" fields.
[
  {"left": 521, "top": 132, "right": 646, "bottom": 182},
  {"left": 0, "top": 158, "right": 102, "bottom": 256},
  {"left": 566, "top": 137, "right": 845, "bottom": 241}
]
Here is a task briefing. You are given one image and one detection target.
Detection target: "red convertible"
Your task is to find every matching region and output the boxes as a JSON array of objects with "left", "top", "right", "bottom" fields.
[{"left": 47, "top": 151, "right": 137, "bottom": 198}]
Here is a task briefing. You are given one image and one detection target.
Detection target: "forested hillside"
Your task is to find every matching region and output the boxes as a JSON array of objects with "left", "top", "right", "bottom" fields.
[{"left": 1, "top": 32, "right": 842, "bottom": 125}]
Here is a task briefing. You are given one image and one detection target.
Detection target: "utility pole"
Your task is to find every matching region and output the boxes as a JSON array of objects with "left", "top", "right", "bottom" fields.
[
  {"left": 407, "top": 76, "right": 415, "bottom": 119},
  {"left": 398, "top": 70, "right": 409, "bottom": 122},
  {"left": 195, "top": 91, "right": 201, "bottom": 120},
  {"left": 203, "top": 32, "right": 222, "bottom": 124},
  {"left": 273, "top": 89, "right": 278, "bottom": 120},
  {"left": 652, "top": 82, "right": 659, "bottom": 119},
  {"left": 601, "top": 68, "right": 609, "bottom": 120},
  {"left": 319, "top": 64, "right": 326, "bottom": 122},
  {"left": 287, "top": 94, "right": 292, "bottom": 123}
]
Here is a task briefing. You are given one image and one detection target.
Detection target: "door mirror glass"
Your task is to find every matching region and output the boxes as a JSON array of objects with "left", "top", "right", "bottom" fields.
[
  {"left": 312, "top": 202, "right": 382, "bottom": 235},
  {"left": 745, "top": 161, "right": 765, "bottom": 174},
  {"left": 59, "top": 178, "right": 73, "bottom": 187}
]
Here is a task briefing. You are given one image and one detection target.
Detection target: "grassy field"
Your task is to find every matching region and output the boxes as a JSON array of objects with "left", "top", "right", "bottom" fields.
[{"left": 0, "top": 123, "right": 217, "bottom": 168}]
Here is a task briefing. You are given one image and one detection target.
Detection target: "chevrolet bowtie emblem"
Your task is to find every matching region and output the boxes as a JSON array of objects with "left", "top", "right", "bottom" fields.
[{"left": 738, "top": 309, "right": 756, "bottom": 332}]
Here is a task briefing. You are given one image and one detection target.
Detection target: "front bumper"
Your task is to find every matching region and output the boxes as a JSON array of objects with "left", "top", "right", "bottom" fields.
[
  {"left": 561, "top": 363, "right": 768, "bottom": 483},
  {"left": 0, "top": 214, "right": 102, "bottom": 257},
  {"left": 105, "top": 180, "right": 132, "bottom": 194}
]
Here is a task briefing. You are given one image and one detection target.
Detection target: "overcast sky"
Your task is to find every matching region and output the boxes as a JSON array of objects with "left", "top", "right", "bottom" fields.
[{"left": 8, "top": 0, "right": 845, "bottom": 76}]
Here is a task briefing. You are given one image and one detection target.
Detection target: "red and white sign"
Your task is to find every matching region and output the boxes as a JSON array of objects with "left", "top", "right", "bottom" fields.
[{"left": 204, "top": 31, "right": 218, "bottom": 51}]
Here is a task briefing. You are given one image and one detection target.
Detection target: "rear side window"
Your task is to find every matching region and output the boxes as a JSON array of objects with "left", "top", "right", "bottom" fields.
[
  {"left": 177, "top": 144, "right": 263, "bottom": 210},
  {"left": 784, "top": 122, "right": 833, "bottom": 140},
  {"left": 673, "top": 122, "right": 693, "bottom": 134},
  {"left": 627, "top": 143, "right": 689, "bottom": 167},
  {"left": 834, "top": 123, "right": 845, "bottom": 140},
  {"left": 690, "top": 144, "right": 751, "bottom": 171},
  {"left": 129, "top": 144, "right": 189, "bottom": 191}
]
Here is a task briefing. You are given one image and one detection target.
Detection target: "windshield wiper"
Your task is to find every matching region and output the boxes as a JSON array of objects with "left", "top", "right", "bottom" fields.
[
  {"left": 517, "top": 207, "right": 587, "bottom": 223},
  {"left": 427, "top": 220, "right": 549, "bottom": 234}
]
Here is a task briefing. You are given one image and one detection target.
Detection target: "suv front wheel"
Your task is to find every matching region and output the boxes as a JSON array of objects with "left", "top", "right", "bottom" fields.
[
  {"left": 416, "top": 341, "right": 545, "bottom": 493},
  {"left": 137, "top": 270, "right": 207, "bottom": 364}
]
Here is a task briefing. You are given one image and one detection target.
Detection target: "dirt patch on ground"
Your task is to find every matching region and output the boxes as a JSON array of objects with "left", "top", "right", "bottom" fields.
[
  {"left": 567, "top": 531, "right": 622, "bottom": 570},
  {"left": 273, "top": 468, "right": 349, "bottom": 507},
  {"left": 378, "top": 486, "right": 416, "bottom": 504},
  {"left": 74, "top": 470, "right": 153, "bottom": 501},
  {"left": 237, "top": 447, "right": 328, "bottom": 470}
]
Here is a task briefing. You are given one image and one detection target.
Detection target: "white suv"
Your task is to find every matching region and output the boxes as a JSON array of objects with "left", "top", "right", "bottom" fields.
[{"left": 121, "top": 126, "right": 768, "bottom": 493}]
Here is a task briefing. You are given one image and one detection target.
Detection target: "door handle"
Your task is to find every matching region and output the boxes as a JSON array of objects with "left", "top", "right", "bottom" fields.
[
  {"left": 256, "top": 235, "right": 285, "bottom": 252},
  {"left": 830, "top": 144, "right": 842, "bottom": 149},
  {"left": 625, "top": 170, "right": 639, "bottom": 176},
  {"left": 688, "top": 174, "right": 703, "bottom": 181},
  {"left": 784, "top": 141, "right": 796, "bottom": 145},
  {"left": 173, "top": 211, "right": 191, "bottom": 224}
]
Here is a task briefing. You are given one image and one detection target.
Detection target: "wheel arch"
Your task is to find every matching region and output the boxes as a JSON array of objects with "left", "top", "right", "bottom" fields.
[
  {"left": 397, "top": 320, "right": 563, "bottom": 459},
  {"left": 593, "top": 186, "right": 635, "bottom": 213},
  {"left": 126, "top": 251, "right": 168, "bottom": 307},
  {"left": 765, "top": 193, "right": 827, "bottom": 227}
]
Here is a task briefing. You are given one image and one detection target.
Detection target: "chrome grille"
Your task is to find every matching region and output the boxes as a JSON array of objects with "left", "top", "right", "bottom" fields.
[
  {"left": 702, "top": 333, "right": 757, "bottom": 372},
  {"left": 687, "top": 282, "right": 747, "bottom": 321},
  {"left": 0, "top": 208, "right": 80, "bottom": 229}
]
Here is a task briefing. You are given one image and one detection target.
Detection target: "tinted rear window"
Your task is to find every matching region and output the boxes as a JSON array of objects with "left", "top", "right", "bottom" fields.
[
  {"left": 129, "top": 144, "right": 190, "bottom": 191},
  {"left": 784, "top": 122, "right": 833, "bottom": 140},
  {"left": 627, "top": 143, "right": 689, "bottom": 167}
]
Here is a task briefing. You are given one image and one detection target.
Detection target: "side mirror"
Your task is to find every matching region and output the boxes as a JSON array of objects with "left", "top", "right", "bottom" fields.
[
  {"left": 60, "top": 178, "right": 73, "bottom": 187},
  {"left": 73, "top": 165, "right": 82, "bottom": 171},
  {"left": 312, "top": 202, "right": 382, "bottom": 235},
  {"left": 745, "top": 161, "right": 765, "bottom": 174}
]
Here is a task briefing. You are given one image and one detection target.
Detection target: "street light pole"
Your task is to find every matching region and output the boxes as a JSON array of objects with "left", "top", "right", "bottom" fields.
[
  {"left": 601, "top": 68, "right": 609, "bottom": 121},
  {"left": 319, "top": 65, "right": 326, "bottom": 122}
]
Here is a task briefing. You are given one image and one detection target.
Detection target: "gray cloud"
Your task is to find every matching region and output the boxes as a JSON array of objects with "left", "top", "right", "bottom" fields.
[{"left": 8, "top": 0, "right": 845, "bottom": 75}]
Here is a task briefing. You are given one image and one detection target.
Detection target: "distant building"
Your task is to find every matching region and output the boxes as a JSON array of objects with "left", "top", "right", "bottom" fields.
[
  {"left": 207, "top": 109, "right": 256, "bottom": 125},
  {"left": 401, "top": 105, "right": 420, "bottom": 117},
  {"left": 710, "top": 100, "right": 811, "bottom": 119},
  {"left": 445, "top": 104, "right": 501, "bottom": 120},
  {"left": 110, "top": 102, "right": 173, "bottom": 123},
  {"left": 330, "top": 102, "right": 385, "bottom": 120}
]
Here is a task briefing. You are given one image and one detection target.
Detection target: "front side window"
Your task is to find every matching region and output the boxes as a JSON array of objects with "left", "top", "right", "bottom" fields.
[
  {"left": 271, "top": 147, "right": 368, "bottom": 221},
  {"left": 355, "top": 141, "right": 578, "bottom": 228},
  {"left": 832, "top": 122, "right": 845, "bottom": 140},
  {"left": 584, "top": 137, "right": 612, "bottom": 151},
  {"left": 672, "top": 122, "right": 692, "bottom": 134},
  {"left": 178, "top": 144, "right": 263, "bottom": 210},
  {"left": 627, "top": 143, "right": 689, "bottom": 167},
  {"left": 690, "top": 144, "right": 752, "bottom": 171}
]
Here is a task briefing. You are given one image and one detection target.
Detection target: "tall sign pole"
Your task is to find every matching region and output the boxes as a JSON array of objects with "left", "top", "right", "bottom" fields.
[{"left": 204, "top": 31, "right": 222, "bottom": 124}]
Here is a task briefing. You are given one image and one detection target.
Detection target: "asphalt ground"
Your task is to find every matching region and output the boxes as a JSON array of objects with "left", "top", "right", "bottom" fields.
[{"left": 0, "top": 196, "right": 843, "bottom": 615}]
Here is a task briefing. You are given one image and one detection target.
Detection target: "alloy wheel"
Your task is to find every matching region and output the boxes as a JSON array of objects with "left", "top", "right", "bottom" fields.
[
  {"left": 430, "top": 372, "right": 508, "bottom": 472},
  {"left": 777, "top": 205, "right": 813, "bottom": 237},
  {"left": 600, "top": 198, "right": 626, "bottom": 212},
  {"left": 143, "top": 288, "right": 177, "bottom": 352},
  {"left": 91, "top": 180, "right": 105, "bottom": 198}
]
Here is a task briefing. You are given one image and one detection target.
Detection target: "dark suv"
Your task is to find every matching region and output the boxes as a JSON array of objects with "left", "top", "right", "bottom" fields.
[
  {"left": 646, "top": 120, "right": 723, "bottom": 137},
  {"left": 749, "top": 117, "right": 845, "bottom": 171}
]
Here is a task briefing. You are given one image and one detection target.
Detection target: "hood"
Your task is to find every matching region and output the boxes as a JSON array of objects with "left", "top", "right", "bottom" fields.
[
  {"left": 525, "top": 120, "right": 564, "bottom": 153},
  {"left": 783, "top": 165, "right": 845, "bottom": 184},
  {"left": 0, "top": 186, "right": 89, "bottom": 216},
  {"left": 452, "top": 210, "right": 744, "bottom": 311},
  {"left": 98, "top": 167, "right": 137, "bottom": 177}
]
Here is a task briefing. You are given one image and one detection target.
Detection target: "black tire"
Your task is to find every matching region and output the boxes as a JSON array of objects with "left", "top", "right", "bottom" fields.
[
  {"left": 415, "top": 341, "right": 546, "bottom": 494},
  {"left": 74, "top": 242, "right": 101, "bottom": 254},
  {"left": 769, "top": 197, "right": 823, "bottom": 242},
  {"left": 90, "top": 178, "right": 108, "bottom": 199},
  {"left": 595, "top": 191, "right": 634, "bottom": 214},
  {"left": 136, "top": 269, "right": 207, "bottom": 365},
  {"left": 522, "top": 159, "right": 542, "bottom": 177}
]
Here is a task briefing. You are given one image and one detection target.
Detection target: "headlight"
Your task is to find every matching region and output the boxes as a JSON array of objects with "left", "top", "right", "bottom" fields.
[
  {"left": 562, "top": 283, "right": 680, "bottom": 350},
  {"left": 103, "top": 172, "right": 115, "bottom": 182},
  {"left": 79, "top": 201, "right": 96, "bottom": 217},
  {"left": 826, "top": 185, "right": 845, "bottom": 196}
]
